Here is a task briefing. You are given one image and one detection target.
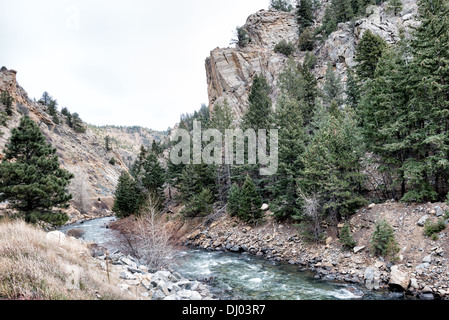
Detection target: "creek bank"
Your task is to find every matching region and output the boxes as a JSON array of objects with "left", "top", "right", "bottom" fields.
[
  {"left": 181, "top": 201, "right": 449, "bottom": 300},
  {"left": 57, "top": 226, "right": 217, "bottom": 301},
  {"left": 91, "top": 247, "right": 218, "bottom": 301}
]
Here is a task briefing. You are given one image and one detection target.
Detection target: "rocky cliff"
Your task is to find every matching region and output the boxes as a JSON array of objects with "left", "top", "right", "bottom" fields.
[{"left": 205, "top": 0, "right": 419, "bottom": 118}]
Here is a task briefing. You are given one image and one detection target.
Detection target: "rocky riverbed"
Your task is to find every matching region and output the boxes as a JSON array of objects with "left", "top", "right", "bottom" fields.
[
  {"left": 90, "top": 246, "right": 218, "bottom": 300},
  {"left": 181, "top": 201, "right": 449, "bottom": 300}
]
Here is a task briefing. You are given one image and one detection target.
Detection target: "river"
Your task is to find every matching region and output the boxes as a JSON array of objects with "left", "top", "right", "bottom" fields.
[{"left": 59, "top": 216, "right": 406, "bottom": 300}]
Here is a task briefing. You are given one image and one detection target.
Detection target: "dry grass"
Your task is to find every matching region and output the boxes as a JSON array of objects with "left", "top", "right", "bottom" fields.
[{"left": 0, "top": 218, "right": 129, "bottom": 300}]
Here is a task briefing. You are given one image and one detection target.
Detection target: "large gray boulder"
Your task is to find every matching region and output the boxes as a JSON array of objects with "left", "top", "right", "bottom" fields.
[{"left": 389, "top": 266, "right": 410, "bottom": 291}]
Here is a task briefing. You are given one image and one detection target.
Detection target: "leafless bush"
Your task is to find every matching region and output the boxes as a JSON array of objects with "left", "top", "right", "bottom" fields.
[
  {"left": 68, "top": 167, "right": 92, "bottom": 215},
  {"left": 297, "top": 188, "right": 322, "bottom": 242},
  {"left": 133, "top": 200, "right": 174, "bottom": 269}
]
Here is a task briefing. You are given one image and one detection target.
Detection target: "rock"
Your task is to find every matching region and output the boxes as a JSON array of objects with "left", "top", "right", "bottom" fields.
[
  {"left": 152, "top": 289, "right": 166, "bottom": 300},
  {"left": 120, "top": 271, "right": 137, "bottom": 280},
  {"left": 261, "top": 203, "right": 269, "bottom": 211},
  {"left": 353, "top": 246, "right": 366, "bottom": 254},
  {"left": 325, "top": 237, "right": 333, "bottom": 245},
  {"left": 141, "top": 279, "right": 153, "bottom": 290},
  {"left": 417, "top": 215, "right": 429, "bottom": 227},
  {"left": 435, "top": 206, "right": 444, "bottom": 217},
  {"left": 422, "top": 255, "right": 432, "bottom": 263},
  {"left": 419, "top": 293, "right": 434, "bottom": 300},
  {"left": 46, "top": 231, "right": 66, "bottom": 245},
  {"left": 410, "top": 278, "right": 419, "bottom": 289},
  {"left": 389, "top": 266, "right": 410, "bottom": 291}
]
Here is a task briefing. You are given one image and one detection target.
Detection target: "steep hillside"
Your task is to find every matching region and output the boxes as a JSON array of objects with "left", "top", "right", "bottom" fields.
[
  {"left": 0, "top": 67, "right": 129, "bottom": 222},
  {"left": 205, "top": 0, "right": 419, "bottom": 119},
  {"left": 88, "top": 124, "right": 168, "bottom": 168}
]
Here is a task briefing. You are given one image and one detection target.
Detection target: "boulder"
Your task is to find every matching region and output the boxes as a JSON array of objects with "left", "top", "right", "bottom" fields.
[
  {"left": 417, "top": 215, "right": 429, "bottom": 227},
  {"left": 389, "top": 266, "right": 410, "bottom": 291},
  {"left": 46, "top": 231, "right": 66, "bottom": 245},
  {"left": 364, "top": 266, "right": 380, "bottom": 290},
  {"left": 261, "top": 203, "right": 269, "bottom": 211}
]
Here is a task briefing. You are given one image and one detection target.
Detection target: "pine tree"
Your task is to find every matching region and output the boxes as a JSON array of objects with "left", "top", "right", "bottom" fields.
[
  {"left": 227, "top": 183, "right": 242, "bottom": 217},
  {"left": 71, "top": 112, "right": 85, "bottom": 133},
  {"left": 1, "top": 91, "right": 14, "bottom": 116},
  {"left": 359, "top": 39, "right": 414, "bottom": 200},
  {"left": 113, "top": 172, "right": 141, "bottom": 218},
  {"left": 405, "top": 0, "right": 449, "bottom": 201},
  {"left": 334, "top": 0, "right": 354, "bottom": 23},
  {"left": 355, "top": 30, "right": 388, "bottom": 81},
  {"left": 323, "top": 62, "right": 344, "bottom": 107},
  {"left": 271, "top": 95, "right": 306, "bottom": 220},
  {"left": 0, "top": 116, "right": 74, "bottom": 225},
  {"left": 339, "top": 222, "right": 356, "bottom": 250},
  {"left": 241, "top": 74, "right": 273, "bottom": 132},
  {"left": 239, "top": 175, "right": 263, "bottom": 223},
  {"left": 296, "top": 0, "right": 314, "bottom": 33},
  {"left": 387, "top": 0, "right": 403, "bottom": 15},
  {"left": 210, "top": 100, "right": 235, "bottom": 202},
  {"left": 270, "top": 0, "right": 294, "bottom": 11},
  {"left": 321, "top": 4, "right": 338, "bottom": 36},
  {"left": 301, "top": 108, "right": 366, "bottom": 223},
  {"left": 105, "top": 135, "right": 112, "bottom": 151},
  {"left": 141, "top": 153, "right": 166, "bottom": 203},
  {"left": 345, "top": 68, "right": 360, "bottom": 109}
]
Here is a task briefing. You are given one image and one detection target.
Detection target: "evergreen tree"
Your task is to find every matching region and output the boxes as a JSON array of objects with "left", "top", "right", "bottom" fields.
[
  {"left": 323, "top": 62, "right": 344, "bottom": 107},
  {"left": 278, "top": 56, "right": 318, "bottom": 126},
  {"left": 301, "top": 108, "right": 366, "bottom": 223},
  {"left": 0, "top": 116, "right": 74, "bottom": 225},
  {"left": 271, "top": 95, "right": 306, "bottom": 220},
  {"left": 151, "top": 140, "right": 163, "bottom": 156},
  {"left": 210, "top": 100, "right": 235, "bottom": 202},
  {"left": 321, "top": 4, "right": 338, "bottom": 36},
  {"left": 339, "top": 222, "right": 357, "bottom": 250},
  {"left": 113, "top": 171, "right": 141, "bottom": 218},
  {"left": 1, "top": 91, "right": 14, "bottom": 116},
  {"left": 270, "top": 0, "right": 294, "bottom": 11},
  {"left": 241, "top": 74, "right": 273, "bottom": 132},
  {"left": 334, "top": 0, "right": 354, "bottom": 23},
  {"left": 355, "top": 30, "right": 388, "bottom": 81},
  {"left": 105, "top": 135, "right": 112, "bottom": 151},
  {"left": 239, "top": 175, "right": 263, "bottom": 223},
  {"left": 345, "top": 68, "right": 360, "bottom": 109},
  {"left": 387, "top": 0, "right": 403, "bottom": 15},
  {"left": 404, "top": 0, "right": 449, "bottom": 200},
  {"left": 141, "top": 153, "right": 166, "bottom": 203},
  {"left": 70, "top": 112, "right": 86, "bottom": 133},
  {"left": 227, "top": 183, "right": 242, "bottom": 217},
  {"left": 296, "top": 0, "right": 314, "bottom": 33},
  {"left": 359, "top": 40, "right": 413, "bottom": 200}
]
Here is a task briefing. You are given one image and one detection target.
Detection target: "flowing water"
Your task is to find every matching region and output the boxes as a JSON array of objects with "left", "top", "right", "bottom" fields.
[{"left": 59, "top": 217, "right": 405, "bottom": 300}]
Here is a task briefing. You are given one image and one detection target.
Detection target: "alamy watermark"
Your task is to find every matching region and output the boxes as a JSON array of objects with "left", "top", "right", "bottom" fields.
[{"left": 170, "top": 120, "right": 278, "bottom": 176}]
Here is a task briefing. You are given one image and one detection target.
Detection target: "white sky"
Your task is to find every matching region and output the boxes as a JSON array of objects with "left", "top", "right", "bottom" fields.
[{"left": 0, "top": 0, "right": 268, "bottom": 131}]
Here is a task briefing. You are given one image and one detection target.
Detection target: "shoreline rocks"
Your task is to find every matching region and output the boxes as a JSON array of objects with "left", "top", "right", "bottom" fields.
[
  {"left": 182, "top": 211, "right": 449, "bottom": 300},
  {"left": 89, "top": 246, "right": 217, "bottom": 301}
]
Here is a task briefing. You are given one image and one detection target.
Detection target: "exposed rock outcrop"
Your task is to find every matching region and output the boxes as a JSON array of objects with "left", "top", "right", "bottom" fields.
[{"left": 205, "top": 0, "right": 419, "bottom": 119}]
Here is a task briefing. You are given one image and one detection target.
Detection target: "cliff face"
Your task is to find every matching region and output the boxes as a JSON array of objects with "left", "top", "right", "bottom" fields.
[{"left": 205, "top": 0, "right": 419, "bottom": 118}]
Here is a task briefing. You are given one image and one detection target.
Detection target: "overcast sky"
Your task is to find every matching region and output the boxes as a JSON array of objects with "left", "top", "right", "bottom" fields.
[{"left": 0, "top": 0, "right": 268, "bottom": 131}]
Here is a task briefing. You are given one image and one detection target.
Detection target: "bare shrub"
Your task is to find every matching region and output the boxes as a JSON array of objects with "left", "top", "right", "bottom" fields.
[
  {"left": 68, "top": 167, "right": 92, "bottom": 215},
  {"left": 66, "top": 228, "right": 85, "bottom": 239},
  {"left": 297, "top": 188, "right": 323, "bottom": 242},
  {"left": 133, "top": 201, "right": 175, "bottom": 269}
]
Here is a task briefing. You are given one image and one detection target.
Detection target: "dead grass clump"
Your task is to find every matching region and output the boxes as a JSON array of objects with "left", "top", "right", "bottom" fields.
[{"left": 0, "top": 219, "right": 129, "bottom": 300}]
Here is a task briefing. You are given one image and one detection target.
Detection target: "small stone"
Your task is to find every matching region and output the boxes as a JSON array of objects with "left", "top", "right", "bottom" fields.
[{"left": 353, "top": 246, "right": 366, "bottom": 254}]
